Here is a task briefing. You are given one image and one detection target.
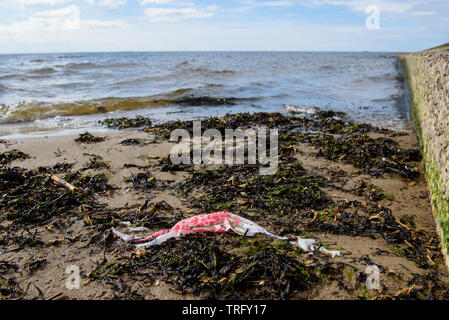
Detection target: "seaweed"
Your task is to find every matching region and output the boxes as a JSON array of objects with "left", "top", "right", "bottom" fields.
[
  {"left": 81, "top": 154, "right": 110, "bottom": 171},
  {"left": 352, "top": 181, "right": 388, "bottom": 202},
  {"left": 3, "top": 109, "right": 445, "bottom": 300},
  {"left": 66, "top": 172, "right": 117, "bottom": 195},
  {"left": 301, "top": 132, "right": 421, "bottom": 178},
  {"left": 173, "top": 96, "right": 238, "bottom": 107},
  {"left": 307, "top": 199, "right": 441, "bottom": 269},
  {"left": 120, "top": 139, "right": 146, "bottom": 146},
  {"left": 0, "top": 261, "right": 22, "bottom": 299},
  {"left": 159, "top": 156, "right": 192, "bottom": 172},
  {"left": 0, "top": 167, "right": 108, "bottom": 225},
  {"left": 0, "top": 150, "right": 30, "bottom": 165},
  {"left": 75, "top": 132, "right": 106, "bottom": 144},
  {"left": 100, "top": 116, "right": 152, "bottom": 130},
  {"left": 121, "top": 234, "right": 322, "bottom": 299},
  {"left": 124, "top": 172, "right": 163, "bottom": 192},
  {"left": 180, "top": 162, "right": 328, "bottom": 223}
]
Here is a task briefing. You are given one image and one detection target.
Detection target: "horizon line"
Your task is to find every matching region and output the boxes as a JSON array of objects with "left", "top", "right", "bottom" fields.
[{"left": 0, "top": 49, "right": 411, "bottom": 55}]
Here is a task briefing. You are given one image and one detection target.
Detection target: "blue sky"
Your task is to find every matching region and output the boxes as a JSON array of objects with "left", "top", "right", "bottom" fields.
[{"left": 0, "top": 0, "right": 447, "bottom": 53}]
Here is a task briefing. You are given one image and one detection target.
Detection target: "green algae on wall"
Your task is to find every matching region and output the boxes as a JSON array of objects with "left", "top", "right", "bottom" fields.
[{"left": 399, "top": 46, "right": 449, "bottom": 267}]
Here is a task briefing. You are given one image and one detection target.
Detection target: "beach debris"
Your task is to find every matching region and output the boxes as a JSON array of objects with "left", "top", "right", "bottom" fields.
[
  {"left": 119, "top": 221, "right": 149, "bottom": 232},
  {"left": 100, "top": 116, "right": 152, "bottom": 130},
  {"left": 2, "top": 110, "right": 446, "bottom": 300},
  {"left": 50, "top": 174, "right": 77, "bottom": 191},
  {"left": 0, "top": 261, "right": 22, "bottom": 299},
  {"left": 120, "top": 138, "right": 146, "bottom": 146},
  {"left": 124, "top": 172, "right": 159, "bottom": 191},
  {"left": 0, "top": 149, "right": 30, "bottom": 165},
  {"left": 0, "top": 166, "right": 109, "bottom": 225},
  {"left": 291, "top": 237, "right": 340, "bottom": 258},
  {"left": 81, "top": 154, "right": 110, "bottom": 171},
  {"left": 75, "top": 132, "right": 105, "bottom": 144},
  {"left": 173, "top": 96, "right": 238, "bottom": 107},
  {"left": 180, "top": 160, "right": 327, "bottom": 219},
  {"left": 159, "top": 156, "right": 192, "bottom": 171},
  {"left": 112, "top": 211, "right": 340, "bottom": 256},
  {"left": 301, "top": 132, "right": 421, "bottom": 178}
]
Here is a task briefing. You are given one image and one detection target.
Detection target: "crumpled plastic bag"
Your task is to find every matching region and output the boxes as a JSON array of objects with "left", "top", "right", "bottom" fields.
[{"left": 112, "top": 211, "right": 340, "bottom": 257}]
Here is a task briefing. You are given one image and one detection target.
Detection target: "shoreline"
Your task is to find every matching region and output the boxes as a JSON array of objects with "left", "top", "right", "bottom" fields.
[
  {"left": 1, "top": 111, "right": 448, "bottom": 300},
  {"left": 0, "top": 104, "right": 414, "bottom": 140}
]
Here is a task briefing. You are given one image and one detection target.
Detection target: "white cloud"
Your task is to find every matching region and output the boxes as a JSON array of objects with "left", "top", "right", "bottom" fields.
[
  {"left": 411, "top": 11, "right": 436, "bottom": 15},
  {"left": 243, "top": 0, "right": 294, "bottom": 7},
  {"left": 98, "top": 0, "right": 126, "bottom": 8},
  {"left": 0, "top": 5, "right": 126, "bottom": 41},
  {"left": 35, "top": 5, "right": 78, "bottom": 18},
  {"left": 307, "top": 0, "right": 418, "bottom": 13},
  {"left": 12, "top": 0, "right": 71, "bottom": 5},
  {"left": 81, "top": 19, "right": 127, "bottom": 28},
  {"left": 140, "top": 0, "right": 171, "bottom": 4},
  {"left": 231, "top": 0, "right": 293, "bottom": 12},
  {"left": 144, "top": 6, "right": 216, "bottom": 22},
  {"left": 0, "top": 5, "right": 81, "bottom": 36}
]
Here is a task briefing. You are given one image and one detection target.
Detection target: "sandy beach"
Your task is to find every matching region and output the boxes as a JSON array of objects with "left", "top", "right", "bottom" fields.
[{"left": 1, "top": 111, "right": 448, "bottom": 300}]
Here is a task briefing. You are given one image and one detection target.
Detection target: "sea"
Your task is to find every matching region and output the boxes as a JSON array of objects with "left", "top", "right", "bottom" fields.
[{"left": 0, "top": 51, "right": 409, "bottom": 138}]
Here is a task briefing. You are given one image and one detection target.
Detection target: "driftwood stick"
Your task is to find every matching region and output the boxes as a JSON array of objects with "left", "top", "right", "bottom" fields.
[
  {"left": 47, "top": 291, "right": 64, "bottom": 300},
  {"left": 50, "top": 175, "right": 77, "bottom": 191}
]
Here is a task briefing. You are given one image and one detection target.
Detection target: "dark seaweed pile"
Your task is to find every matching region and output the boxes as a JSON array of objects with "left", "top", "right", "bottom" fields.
[
  {"left": 181, "top": 162, "right": 327, "bottom": 223},
  {"left": 0, "top": 165, "right": 111, "bottom": 225},
  {"left": 300, "top": 133, "right": 421, "bottom": 177},
  {"left": 81, "top": 154, "right": 110, "bottom": 171},
  {"left": 94, "top": 112, "right": 449, "bottom": 299},
  {"left": 120, "top": 138, "right": 146, "bottom": 146},
  {"left": 114, "top": 234, "right": 326, "bottom": 299},
  {"left": 0, "top": 261, "right": 22, "bottom": 299},
  {"left": 100, "top": 116, "right": 152, "bottom": 130},
  {"left": 124, "top": 172, "right": 161, "bottom": 192},
  {"left": 2, "top": 110, "right": 448, "bottom": 300},
  {"left": 0, "top": 150, "right": 30, "bottom": 165},
  {"left": 75, "top": 132, "right": 105, "bottom": 144}
]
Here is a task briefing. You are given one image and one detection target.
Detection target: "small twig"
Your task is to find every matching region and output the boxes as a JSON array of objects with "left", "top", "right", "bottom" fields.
[
  {"left": 47, "top": 291, "right": 64, "bottom": 300},
  {"left": 50, "top": 175, "right": 78, "bottom": 192}
]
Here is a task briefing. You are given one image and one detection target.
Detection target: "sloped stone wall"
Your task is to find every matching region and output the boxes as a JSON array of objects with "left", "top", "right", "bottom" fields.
[{"left": 399, "top": 46, "right": 449, "bottom": 267}]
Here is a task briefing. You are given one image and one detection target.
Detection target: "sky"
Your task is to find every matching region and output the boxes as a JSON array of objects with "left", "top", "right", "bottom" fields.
[{"left": 0, "top": 0, "right": 447, "bottom": 53}]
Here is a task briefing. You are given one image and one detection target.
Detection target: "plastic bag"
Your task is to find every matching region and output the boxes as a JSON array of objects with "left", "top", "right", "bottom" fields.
[{"left": 112, "top": 211, "right": 340, "bottom": 257}]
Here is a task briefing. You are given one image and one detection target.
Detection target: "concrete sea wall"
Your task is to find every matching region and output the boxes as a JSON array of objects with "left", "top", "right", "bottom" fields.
[{"left": 399, "top": 43, "right": 449, "bottom": 267}]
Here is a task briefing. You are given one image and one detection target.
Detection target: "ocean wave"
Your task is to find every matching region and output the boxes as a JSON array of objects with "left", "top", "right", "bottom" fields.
[
  {"left": 0, "top": 74, "right": 21, "bottom": 81},
  {"left": 54, "top": 82, "right": 90, "bottom": 89},
  {"left": 112, "top": 76, "right": 159, "bottom": 86},
  {"left": 0, "top": 83, "right": 8, "bottom": 93},
  {"left": 176, "top": 60, "right": 189, "bottom": 67},
  {"left": 109, "top": 62, "right": 141, "bottom": 68},
  {"left": 366, "top": 73, "right": 398, "bottom": 82},
  {"left": 179, "top": 67, "right": 236, "bottom": 77},
  {"left": 318, "top": 65, "right": 336, "bottom": 72},
  {"left": 63, "top": 62, "right": 103, "bottom": 70},
  {"left": 196, "top": 67, "right": 235, "bottom": 75},
  {"left": 31, "top": 67, "right": 58, "bottom": 75},
  {"left": 60, "top": 62, "right": 141, "bottom": 71}
]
